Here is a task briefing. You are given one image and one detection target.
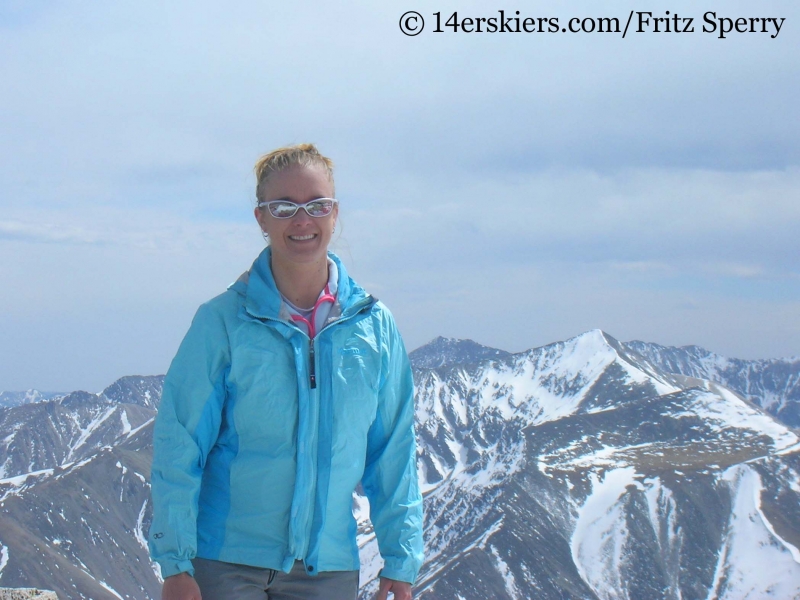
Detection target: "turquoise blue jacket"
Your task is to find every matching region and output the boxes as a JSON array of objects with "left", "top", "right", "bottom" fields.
[{"left": 149, "top": 249, "right": 424, "bottom": 583}]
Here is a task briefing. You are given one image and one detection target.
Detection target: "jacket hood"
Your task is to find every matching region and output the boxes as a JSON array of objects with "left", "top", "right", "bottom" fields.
[{"left": 229, "top": 247, "right": 369, "bottom": 320}]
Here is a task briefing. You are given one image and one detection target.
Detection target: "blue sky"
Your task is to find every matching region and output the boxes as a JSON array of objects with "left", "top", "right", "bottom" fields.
[{"left": 1, "top": 0, "right": 799, "bottom": 391}]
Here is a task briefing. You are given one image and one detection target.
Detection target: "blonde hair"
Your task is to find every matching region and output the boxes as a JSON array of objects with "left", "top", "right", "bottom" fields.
[{"left": 254, "top": 143, "right": 335, "bottom": 203}]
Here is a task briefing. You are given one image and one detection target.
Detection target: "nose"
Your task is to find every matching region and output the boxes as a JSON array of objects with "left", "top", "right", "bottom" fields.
[{"left": 291, "top": 206, "right": 313, "bottom": 225}]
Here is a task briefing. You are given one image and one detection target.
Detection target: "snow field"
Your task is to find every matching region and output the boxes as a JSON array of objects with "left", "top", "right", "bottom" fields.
[
  {"left": 571, "top": 467, "right": 639, "bottom": 600},
  {"left": 708, "top": 464, "right": 800, "bottom": 599}
]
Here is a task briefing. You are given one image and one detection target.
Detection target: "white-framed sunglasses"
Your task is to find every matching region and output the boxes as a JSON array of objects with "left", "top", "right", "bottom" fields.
[{"left": 257, "top": 198, "right": 338, "bottom": 219}]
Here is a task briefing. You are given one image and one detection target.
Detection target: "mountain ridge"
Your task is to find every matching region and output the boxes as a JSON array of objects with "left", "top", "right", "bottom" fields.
[{"left": 1, "top": 331, "right": 798, "bottom": 598}]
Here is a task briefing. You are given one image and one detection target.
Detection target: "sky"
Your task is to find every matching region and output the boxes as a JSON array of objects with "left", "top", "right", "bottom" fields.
[{"left": 1, "top": 0, "right": 799, "bottom": 392}]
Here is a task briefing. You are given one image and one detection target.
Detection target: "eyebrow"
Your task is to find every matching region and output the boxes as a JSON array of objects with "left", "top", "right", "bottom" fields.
[{"left": 269, "top": 197, "right": 328, "bottom": 204}]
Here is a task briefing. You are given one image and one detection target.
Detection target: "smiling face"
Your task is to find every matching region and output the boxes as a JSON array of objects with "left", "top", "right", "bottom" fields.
[{"left": 254, "top": 164, "right": 338, "bottom": 270}]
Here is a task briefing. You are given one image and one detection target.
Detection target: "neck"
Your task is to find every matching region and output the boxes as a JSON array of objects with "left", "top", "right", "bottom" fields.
[{"left": 270, "top": 253, "right": 329, "bottom": 309}]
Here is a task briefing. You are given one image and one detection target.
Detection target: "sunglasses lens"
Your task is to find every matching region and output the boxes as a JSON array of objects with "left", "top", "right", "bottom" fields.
[
  {"left": 305, "top": 199, "right": 334, "bottom": 217},
  {"left": 268, "top": 202, "right": 298, "bottom": 218},
  {"left": 265, "top": 199, "right": 336, "bottom": 218}
]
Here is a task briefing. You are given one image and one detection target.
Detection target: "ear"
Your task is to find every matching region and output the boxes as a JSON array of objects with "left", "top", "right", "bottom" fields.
[{"left": 254, "top": 206, "right": 265, "bottom": 228}]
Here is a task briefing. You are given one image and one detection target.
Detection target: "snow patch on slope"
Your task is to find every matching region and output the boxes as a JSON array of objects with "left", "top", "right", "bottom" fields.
[
  {"left": 1, "top": 467, "right": 55, "bottom": 501},
  {"left": 540, "top": 441, "right": 662, "bottom": 473},
  {"left": 643, "top": 478, "right": 681, "bottom": 559},
  {"left": 120, "top": 410, "right": 131, "bottom": 436},
  {"left": 66, "top": 406, "right": 116, "bottom": 461},
  {"left": 643, "top": 478, "right": 683, "bottom": 598},
  {"left": 134, "top": 499, "right": 162, "bottom": 582},
  {"left": 571, "top": 467, "right": 640, "bottom": 600},
  {"left": 490, "top": 544, "right": 521, "bottom": 599},
  {"left": 97, "top": 579, "right": 124, "bottom": 599},
  {"left": 680, "top": 389, "right": 798, "bottom": 451},
  {"left": 708, "top": 464, "right": 800, "bottom": 599},
  {"left": 2, "top": 423, "right": 23, "bottom": 445},
  {"left": 135, "top": 500, "right": 149, "bottom": 551},
  {"left": 0, "top": 542, "right": 8, "bottom": 578},
  {"left": 615, "top": 351, "right": 680, "bottom": 397}
]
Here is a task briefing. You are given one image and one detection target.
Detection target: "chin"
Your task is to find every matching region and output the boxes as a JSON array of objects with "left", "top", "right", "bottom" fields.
[{"left": 274, "top": 244, "right": 328, "bottom": 264}]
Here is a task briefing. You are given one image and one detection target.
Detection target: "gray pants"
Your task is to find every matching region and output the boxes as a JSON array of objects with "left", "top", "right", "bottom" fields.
[{"left": 192, "top": 557, "right": 359, "bottom": 600}]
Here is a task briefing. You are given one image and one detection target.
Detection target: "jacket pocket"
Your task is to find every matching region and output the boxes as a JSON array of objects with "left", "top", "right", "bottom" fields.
[
  {"left": 333, "top": 348, "right": 379, "bottom": 439},
  {"left": 229, "top": 342, "right": 298, "bottom": 448}
]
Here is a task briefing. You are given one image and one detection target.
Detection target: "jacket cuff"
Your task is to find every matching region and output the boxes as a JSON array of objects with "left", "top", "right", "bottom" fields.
[{"left": 158, "top": 558, "right": 195, "bottom": 579}]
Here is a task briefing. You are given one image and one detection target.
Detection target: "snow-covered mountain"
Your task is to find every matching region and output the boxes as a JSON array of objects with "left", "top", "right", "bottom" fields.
[
  {"left": 0, "top": 422, "right": 158, "bottom": 599},
  {"left": 409, "top": 337, "right": 511, "bottom": 370},
  {"left": 0, "top": 391, "right": 63, "bottom": 410},
  {"left": 0, "top": 378, "right": 163, "bottom": 599},
  {"left": 1, "top": 334, "right": 798, "bottom": 599},
  {"left": 623, "top": 340, "right": 800, "bottom": 428},
  {"left": 0, "top": 376, "right": 161, "bottom": 481},
  {"left": 359, "top": 331, "right": 800, "bottom": 599}
]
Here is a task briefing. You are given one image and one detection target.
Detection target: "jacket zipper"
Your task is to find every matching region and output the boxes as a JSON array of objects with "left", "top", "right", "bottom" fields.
[
  {"left": 306, "top": 297, "right": 375, "bottom": 389},
  {"left": 247, "top": 296, "right": 376, "bottom": 389},
  {"left": 309, "top": 343, "right": 316, "bottom": 389}
]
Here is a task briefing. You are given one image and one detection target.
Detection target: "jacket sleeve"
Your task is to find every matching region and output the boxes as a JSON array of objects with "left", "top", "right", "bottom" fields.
[
  {"left": 148, "top": 302, "right": 230, "bottom": 578},
  {"left": 362, "top": 309, "right": 424, "bottom": 584}
]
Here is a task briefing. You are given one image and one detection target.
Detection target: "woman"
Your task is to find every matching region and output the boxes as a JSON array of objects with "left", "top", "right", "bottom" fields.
[{"left": 149, "top": 144, "right": 424, "bottom": 600}]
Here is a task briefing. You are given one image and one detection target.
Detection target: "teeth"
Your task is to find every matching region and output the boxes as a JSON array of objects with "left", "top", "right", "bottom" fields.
[{"left": 289, "top": 234, "right": 315, "bottom": 241}]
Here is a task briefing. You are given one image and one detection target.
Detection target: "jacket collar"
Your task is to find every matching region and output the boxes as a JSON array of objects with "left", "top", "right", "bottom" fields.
[{"left": 230, "top": 247, "right": 369, "bottom": 321}]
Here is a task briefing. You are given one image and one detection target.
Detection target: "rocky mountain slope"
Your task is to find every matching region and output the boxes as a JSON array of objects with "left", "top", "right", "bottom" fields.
[
  {"left": 353, "top": 331, "right": 800, "bottom": 599},
  {"left": 1, "top": 334, "right": 798, "bottom": 599},
  {"left": 0, "top": 377, "right": 161, "bottom": 480},
  {"left": 0, "top": 392, "right": 63, "bottom": 410},
  {"left": 623, "top": 340, "right": 800, "bottom": 428},
  {"left": 409, "top": 337, "right": 511, "bottom": 370}
]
